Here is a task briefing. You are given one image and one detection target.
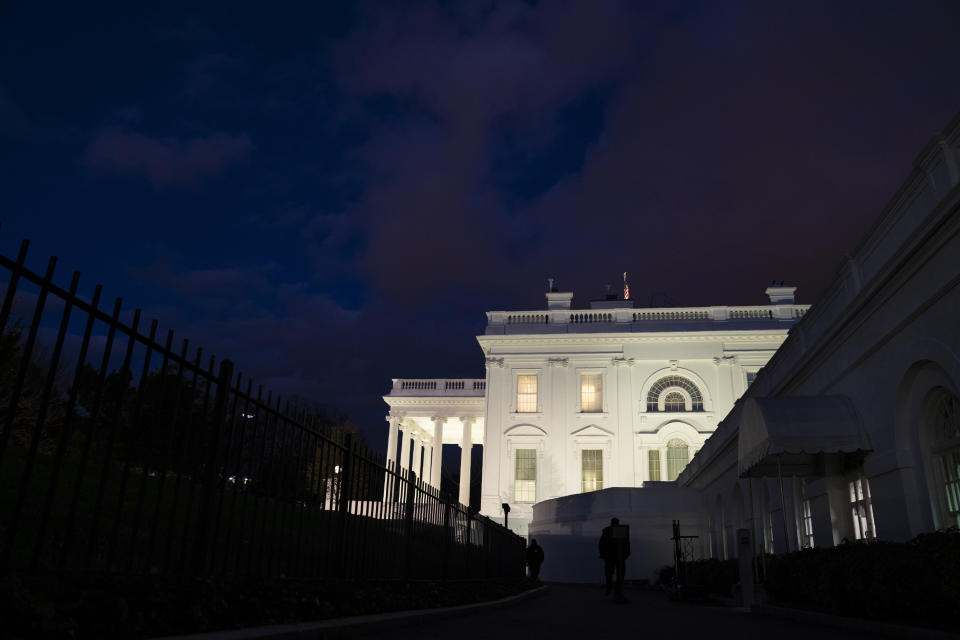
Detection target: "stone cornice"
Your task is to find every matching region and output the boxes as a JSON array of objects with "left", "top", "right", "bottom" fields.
[
  {"left": 476, "top": 331, "right": 790, "bottom": 351},
  {"left": 384, "top": 397, "right": 485, "bottom": 408}
]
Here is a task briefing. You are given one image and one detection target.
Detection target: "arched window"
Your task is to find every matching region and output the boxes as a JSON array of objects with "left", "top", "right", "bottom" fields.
[
  {"left": 931, "top": 391, "right": 960, "bottom": 528},
  {"left": 646, "top": 375, "right": 704, "bottom": 412},
  {"left": 663, "top": 392, "right": 686, "bottom": 412},
  {"left": 666, "top": 438, "right": 689, "bottom": 481}
]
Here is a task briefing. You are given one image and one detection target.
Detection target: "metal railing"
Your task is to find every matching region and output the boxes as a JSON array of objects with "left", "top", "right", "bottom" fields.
[
  {"left": 486, "top": 304, "right": 810, "bottom": 331},
  {"left": 390, "top": 378, "right": 486, "bottom": 396},
  {"left": 0, "top": 233, "right": 524, "bottom": 580}
]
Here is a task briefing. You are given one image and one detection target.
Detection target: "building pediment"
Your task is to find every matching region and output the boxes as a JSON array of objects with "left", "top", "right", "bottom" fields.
[
  {"left": 570, "top": 424, "right": 613, "bottom": 437},
  {"left": 504, "top": 424, "right": 547, "bottom": 437}
]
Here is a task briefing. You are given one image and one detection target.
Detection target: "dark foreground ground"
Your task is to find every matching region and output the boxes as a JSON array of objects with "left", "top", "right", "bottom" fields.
[{"left": 378, "top": 583, "right": 876, "bottom": 640}]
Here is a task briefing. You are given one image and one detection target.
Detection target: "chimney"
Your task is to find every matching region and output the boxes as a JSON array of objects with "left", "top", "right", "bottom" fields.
[
  {"left": 765, "top": 282, "right": 797, "bottom": 305},
  {"left": 546, "top": 292, "right": 573, "bottom": 310}
]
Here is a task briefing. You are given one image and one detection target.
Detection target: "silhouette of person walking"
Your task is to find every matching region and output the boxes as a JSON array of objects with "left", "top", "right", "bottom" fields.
[
  {"left": 526, "top": 538, "right": 545, "bottom": 581},
  {"left": 599, "top": 517, "right": 630, "bottom": 602}
]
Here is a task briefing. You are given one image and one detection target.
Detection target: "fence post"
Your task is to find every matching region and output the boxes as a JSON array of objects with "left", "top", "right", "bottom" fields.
[
  {"left": 464, "top": 510, "right": 472, "bottom": 578},
  {"left": 338, "top": 434, "right": 354, "bottom": 578},
  {"left": 193, "top": 359, "right": 233, "bottom": 576},
  {"left": 442, "top": 500, "right": 451, "bottom": 580},
  {"left": 402, "top": 471, "right": 416, "bottom": 580}
]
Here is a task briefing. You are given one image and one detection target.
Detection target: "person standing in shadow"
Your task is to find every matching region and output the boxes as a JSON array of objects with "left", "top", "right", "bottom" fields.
[
  {"left": 599, "top": 517, "right": 630, "bottom": 602},
  {"left": 526, "top": 538, "right": 545, "bottom": 581}
]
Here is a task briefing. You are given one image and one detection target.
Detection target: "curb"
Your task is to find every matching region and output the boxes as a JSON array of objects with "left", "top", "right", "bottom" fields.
[
  {"left": 153, "top": 585, "right": 548, "bottom": 640},
  {"left": 753, "top": 603, "right": 960, "bottom": 640}
]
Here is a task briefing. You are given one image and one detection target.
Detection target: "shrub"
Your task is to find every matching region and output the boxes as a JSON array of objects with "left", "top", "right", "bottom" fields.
[
  {"left": 682, "top": 558, "right": 738, "bottom": 596},
  {"left": 764, "top": 529, "right": 960, "bottom": 630}
]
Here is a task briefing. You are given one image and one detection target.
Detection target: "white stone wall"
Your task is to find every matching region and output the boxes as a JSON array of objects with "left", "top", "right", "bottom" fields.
[
  {"left": 529, "top": 485, "right": 703, "bottom": 584},
  {"left": 478, "top": 332, "right": 790, "bottom": 535}
]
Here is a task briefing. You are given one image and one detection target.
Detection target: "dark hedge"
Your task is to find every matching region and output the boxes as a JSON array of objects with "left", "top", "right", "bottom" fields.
[
  {"left": 764, "top": 529, "right": 960, "bottom": 630},
  {"left": 681, "top": 528, "right": 959, "bottom": 632}
]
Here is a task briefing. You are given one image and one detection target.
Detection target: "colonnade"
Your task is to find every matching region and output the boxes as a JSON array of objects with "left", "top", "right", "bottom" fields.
[{"left": 385, "top": 413, "right": 476, "bottom": 506}]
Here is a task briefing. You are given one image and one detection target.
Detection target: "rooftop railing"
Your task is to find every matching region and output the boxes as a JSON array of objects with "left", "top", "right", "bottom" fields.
[
  {"left": 487, "top": 304, "right": 809, "bottom": 332},
  {"left": 389, "top": 378, "right": 487, "bottom": 396}
]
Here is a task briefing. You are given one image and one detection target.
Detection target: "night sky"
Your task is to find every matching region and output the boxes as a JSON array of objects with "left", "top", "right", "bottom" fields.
[{"left": 3, "top": 1, "right": 960, "bottom": 451}]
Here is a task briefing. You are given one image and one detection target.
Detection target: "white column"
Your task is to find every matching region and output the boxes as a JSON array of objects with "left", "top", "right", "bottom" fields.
[
  {"left": 459, "top": 417, "right": 475, "bottom": 506},
  {"left": 480, "top": 359, "right": 504, "bottom": 518},
  {"left": 385, "top": 415, "right": 400, "bottom": 468},
  {"left": 384, "top": 414, "right": 401, "bottom": 502},
  {"left": 638, "top": 445, "right": 648, "bottom": 485},
  {"left": 614, "top": 359, "right": 634, "bottom": 487},
  {"left": 399, "top": 426, "right": 412, "bottom": 473},
  {"left": 431, "top": 417, "right": 446, "bottom": 488},
  {"left": 413, "top": 434, "right": 425, "bottom": 481}
]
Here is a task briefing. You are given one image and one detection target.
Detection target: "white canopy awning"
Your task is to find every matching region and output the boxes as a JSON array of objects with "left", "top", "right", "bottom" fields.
[{"left": 737, "top": 395, "right": 872, "bottom": 478}]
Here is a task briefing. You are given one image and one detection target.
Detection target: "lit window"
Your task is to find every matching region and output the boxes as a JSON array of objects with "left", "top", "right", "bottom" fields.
[
  {"left": 763, "top": 507, "right": 775, "bottom": 554},
  {"left": 648, "top": 449, "right": 661, "bottom": 482},
  {"left": 580, "top": 373, "right": 603, "bottom": 413},
  {"left": 582, "top": 449, "right": 603, "bottom": 492},
  {"left": 666, "top": 439, "right": 689, "bottom": 481},
  {"left": 762, "top": 485, "right": 775, "bottom": 554},
  {"left": 849, "top": 475, "right": 876, "bottom": 540},
  {"left": 932, "top": 392, "right": 960, "bottom": 528},
  {"left": 798, "top": 479, "right": 814, "bottom": 549},
  {"left": 940, "top": 453, "right": 960, "bottom": 529},
  {"left": 514, "top": 449, "right": 536, "bottom": 503},
  {"left": 517, "top": 375, "right": 538, "bottom": 413},
  {"left": 647, "top": 375, "right": 703, "bottom": 412},
  {"left": 663, "top": 392, "right": 686, "bottom": 412}
]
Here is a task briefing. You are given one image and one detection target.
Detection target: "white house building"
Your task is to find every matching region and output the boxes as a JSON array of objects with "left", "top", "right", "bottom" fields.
[
  {"left": 384, "top": 285, "right": 810, "bottom": 536},
  {"left": 384, "top": 108, "right": 960, "bottom": 583}
]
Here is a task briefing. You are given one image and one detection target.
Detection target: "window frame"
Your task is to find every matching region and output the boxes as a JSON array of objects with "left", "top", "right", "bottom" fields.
[
  {"left": 581, "top": 448, "right": 604, "bottom": 493},
  {"left": 648, "top": 448, "right": 661, "bottom": 482},
  {"left": 577, "top": 369, "right": 606, "bottom": 414},
  {"left": 797, "top": 478, "right": 814, "bottom": 549},
  {"left": 646, "top": 375, "right": 704, "bottom": 412},
  {"left": 665, "top": 438, "right": 689, "bottom": 481},
  {"left": 848, "top": 472, "right": 876, "bottom": 540},
  {"left": 514, "top": 448, "right": 537, "bottom": 503},
  {"left": 512, "top": 369, "right": 542, "bottom": 414},
  {"left": 930, "top": 391, "right": 960, "bottom": 529},
  {"left": 504, "top": 433, "right": 545, "bottom": 507}
]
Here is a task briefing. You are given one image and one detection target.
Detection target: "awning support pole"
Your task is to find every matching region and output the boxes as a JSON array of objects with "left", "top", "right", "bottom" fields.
[{"left": 777, "top": 455, "right": 791, "bottom": 554}]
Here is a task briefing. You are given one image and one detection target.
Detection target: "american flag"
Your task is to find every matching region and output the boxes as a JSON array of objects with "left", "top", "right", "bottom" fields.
[{"left": 623, "top": 271, "right": 629, "bottom": 300}]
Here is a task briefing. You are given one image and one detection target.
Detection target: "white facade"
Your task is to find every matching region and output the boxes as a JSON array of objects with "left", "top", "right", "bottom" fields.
[
  {"left": 384, "top": 290, "right": 809, "bottom": 536},
  {"left": 476, "top": 293, "right": 807, "bottom": 535}
]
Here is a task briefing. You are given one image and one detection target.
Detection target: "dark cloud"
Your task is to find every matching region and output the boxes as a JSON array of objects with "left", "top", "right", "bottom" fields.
[
  {"left": 83, "top": 127, "right": 253, "bottom": 189},
  {"left": 322, "top": 0, "right": 960, "bottom": 309},
  {"left": 4, "top": 0, "right": 960, "bottom": 449}
]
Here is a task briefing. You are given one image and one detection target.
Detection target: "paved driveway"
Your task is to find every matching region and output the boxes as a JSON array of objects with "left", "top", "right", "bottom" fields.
[{"left": 373, "top": 584, "right": 875, "bottom": 640}]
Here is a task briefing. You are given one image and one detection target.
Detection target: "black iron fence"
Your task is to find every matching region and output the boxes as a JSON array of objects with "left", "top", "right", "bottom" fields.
[{"left": 0, "top": 233, "right": 525, "bottom": 581}]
